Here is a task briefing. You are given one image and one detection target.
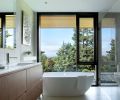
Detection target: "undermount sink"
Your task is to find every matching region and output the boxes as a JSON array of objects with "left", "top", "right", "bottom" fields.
[
  {"left": 5, "top": 62, "right": 34, "bottom": 68},
  {"left": 0, "top": 62, "right": 36, "bottom": 70},
  {"left": 17, "top": 62, "right": 33, "bottom": 66}
]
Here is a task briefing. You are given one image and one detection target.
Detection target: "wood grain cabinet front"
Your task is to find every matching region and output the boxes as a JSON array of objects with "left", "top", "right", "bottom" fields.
[
  {"left": 26, "top": 80, "right": 42, "bottom": 100},
  {"left": 7, "top": 70, "right": 26, "bottom": 100},
  {"left": 27, "top": 65, "right": 42, "bottom": 90},
  {"left": 26, "top": 65, "right": 43, "bottom": 100},
  {"left": 0, "top": 64, "right": 42, "bottom": 100}
]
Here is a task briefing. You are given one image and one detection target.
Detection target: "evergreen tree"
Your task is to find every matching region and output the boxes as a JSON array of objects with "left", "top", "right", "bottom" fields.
[
  {"left": 53, "top": 28, "right": 94, "bottom": 71},
  {"left": 41, "top": 28, "right": 95, "bottom": 72},
  {"left": 101, "top": 39, "right": 116, "bottom": 72},
  {"left": 53, "top": 43, "right": 76, "bottom": 71},
  {"left": 106, "top": 39, "right": 115, "bottom": 61}
]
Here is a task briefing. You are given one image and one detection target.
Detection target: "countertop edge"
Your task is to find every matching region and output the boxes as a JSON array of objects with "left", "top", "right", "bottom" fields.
[{"left": 0, "top": 63, "right": 41, "bottom": 77}]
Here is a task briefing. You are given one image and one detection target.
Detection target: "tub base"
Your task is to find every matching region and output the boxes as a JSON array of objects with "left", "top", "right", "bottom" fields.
[{"left": 43, "top": 72, "right": 94, "bottom": 96}]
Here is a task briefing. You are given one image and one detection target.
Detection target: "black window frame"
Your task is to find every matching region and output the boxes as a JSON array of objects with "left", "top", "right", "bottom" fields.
[
  {"left": 76, "top": 13, "right": 98, "bottom": 66},
  {"left": 0, "top": 12, "right": 15, "bottom": 48}
]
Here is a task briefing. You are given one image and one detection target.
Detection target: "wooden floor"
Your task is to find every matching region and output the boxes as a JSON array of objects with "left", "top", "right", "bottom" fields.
[{"left": 41, "top": 86, "right": 120, "bottom": 100}]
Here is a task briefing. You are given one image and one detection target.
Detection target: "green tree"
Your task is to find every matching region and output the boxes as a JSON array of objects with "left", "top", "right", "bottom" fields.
[
  {"left": 40, "top": 51, "right": 55, "bottom": 72},
  {"left": 101, "top": 39, "right": 116, "bottom": 72},
  {"left": 53, "top": 28, "right": 94, "bottom": 72},
  {"left": 106, "top": 39, "right": 115, "bottom": 61},
  {"left": 41, "top": 28, "right": 95, "bottom": 72},
  {"left": 53, "top": 43, "right": 76, "bottom": 71},
  {"left": 79, "top": 28, "right": 94, "bottom": 62}
]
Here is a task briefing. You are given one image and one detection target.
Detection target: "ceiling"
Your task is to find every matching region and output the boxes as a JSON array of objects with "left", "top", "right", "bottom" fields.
[
  {"left": 110, "top": 0, "right": 120, "bottom": 12},
  {"left": 0, "top": 0, "right": 120, "bottom": 12},
  {"left": 25, "top": 0, "right": 120, "bottom": 12},
  {"left": 0, "top": 0, "right": 16, "bottom": 12}
]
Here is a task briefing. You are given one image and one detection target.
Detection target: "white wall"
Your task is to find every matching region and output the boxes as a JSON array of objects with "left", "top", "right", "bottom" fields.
[
  {"left": 0, "top": 0, "right": 36, "bottom": 65},
  {"left": 0, "top": 0, "right": 16, "bottom": 12},
  {"left": 16, "top": 0, "right": 35, "bottom": 62},
  {"left": 109, "top": 0, "right": 120, "bottom": 12}
]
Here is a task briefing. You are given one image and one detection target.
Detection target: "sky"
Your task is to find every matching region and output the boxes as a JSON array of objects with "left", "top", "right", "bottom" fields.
[
  {"left": 40, "top": 28, "right": 74, "bottom": 57},
  {"left": 102, "top": 28, "right": 115, "bottom": 55},
  {"left": 40, "top": 28, "right": 115, "bottom": 57}
]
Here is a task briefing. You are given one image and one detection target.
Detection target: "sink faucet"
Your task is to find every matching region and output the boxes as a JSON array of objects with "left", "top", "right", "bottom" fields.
[
  {"left": 6, "top": 53, "right": 18, "bottom": 65},
  {"left": 6, "top": 53, "right": 9, "bottom": 65}
]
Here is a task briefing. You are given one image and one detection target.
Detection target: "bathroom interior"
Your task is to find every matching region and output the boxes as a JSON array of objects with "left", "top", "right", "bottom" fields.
[{"left": 0, "top": 0, "right": 120, "bottom": 100}]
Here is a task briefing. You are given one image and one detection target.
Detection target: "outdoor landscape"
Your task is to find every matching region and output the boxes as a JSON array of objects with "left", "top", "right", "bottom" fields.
[{"left": 40, "top": 28, "right": 115, "bottom": 73}]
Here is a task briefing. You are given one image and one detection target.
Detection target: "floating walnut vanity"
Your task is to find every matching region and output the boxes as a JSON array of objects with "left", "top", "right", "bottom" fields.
[{"left": 0, "top": 63, "right": 42, "bottom": 100}]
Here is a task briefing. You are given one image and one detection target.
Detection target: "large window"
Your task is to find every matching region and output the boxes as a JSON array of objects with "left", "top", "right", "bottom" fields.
[
  {"left": 39, "top": 15, "right": 76, "bottom": 72},
  {"left": 38, "top": 13, "right": 98, "bottom": 85},
  {"left": 77, "top": 17, "right": 98, "bottom": 74},
  {"left": 101, "top": 18, "right": 116, "bottom": 84},
  {"left": 79, "top": 18, "right": 94, "bottom": 62}
]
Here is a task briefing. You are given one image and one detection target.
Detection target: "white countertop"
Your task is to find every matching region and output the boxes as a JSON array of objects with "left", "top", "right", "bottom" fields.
[{"left": 0, "top": 62, "right": 41, "bottom": 77}]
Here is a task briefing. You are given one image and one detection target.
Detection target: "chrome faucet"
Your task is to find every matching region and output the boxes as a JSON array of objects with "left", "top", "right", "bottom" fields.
[
  {"left": 6, "top": 53, "right": 9, "bottom": 65},
  {"left": 6, "top": 53, "right": 18, "bottom": 65}
]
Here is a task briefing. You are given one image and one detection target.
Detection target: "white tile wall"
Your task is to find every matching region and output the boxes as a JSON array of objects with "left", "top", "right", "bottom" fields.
[
  {"left": 0, "top": 0, "right": 35, "bottom": 65},
  {"left": 0, "top": 49, "right": 5, "bottom": 64}
]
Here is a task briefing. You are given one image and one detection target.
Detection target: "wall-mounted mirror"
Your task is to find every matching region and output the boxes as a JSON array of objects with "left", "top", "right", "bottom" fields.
[
  {"left": 0, "top": 13, "right": 16, "bottom": 49},
  {"left": 5, "top": 14, "right": 16, "bottom": 49}
]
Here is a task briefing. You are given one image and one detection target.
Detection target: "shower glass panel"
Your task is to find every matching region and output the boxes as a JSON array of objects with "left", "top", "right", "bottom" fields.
[{"left": 101, "top": 15, "right": 117, "bottom": 85}]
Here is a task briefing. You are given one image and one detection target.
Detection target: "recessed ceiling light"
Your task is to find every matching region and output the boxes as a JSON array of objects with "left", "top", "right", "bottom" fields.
[{"left": 44, "top": 1, "right": 48, "bottom": 4}]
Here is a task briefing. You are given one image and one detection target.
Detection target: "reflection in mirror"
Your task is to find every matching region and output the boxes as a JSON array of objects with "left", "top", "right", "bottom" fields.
[
  {"left": 0, "top": 13, "right": 16, "bottom": 49},
  {"left": 5, "top": 14, "right": 16, "bottom": 49},
  {"left": 0, "top": 17, "right": 2, "bottom": 48}
]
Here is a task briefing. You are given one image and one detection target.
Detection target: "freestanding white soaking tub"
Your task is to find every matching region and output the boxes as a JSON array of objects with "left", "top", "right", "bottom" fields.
[{"left": 43, "top": 72, "right": 94, "bottom": 96}]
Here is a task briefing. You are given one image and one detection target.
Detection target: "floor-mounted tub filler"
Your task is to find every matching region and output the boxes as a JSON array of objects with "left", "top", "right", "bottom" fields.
[{"left": 43, "top": 72, "right": 94, "bottom": 96}]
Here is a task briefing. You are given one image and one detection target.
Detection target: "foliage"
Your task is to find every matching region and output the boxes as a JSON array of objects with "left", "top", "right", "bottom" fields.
[
  {"left": 6, "top": 30, "right": 12, "bottom": 38},
  {"left": 101, "top": 39, "right": 116, "bottom": 72},
  {"left": 53, "top": 43, "right": 76, "bottom": 71},
  {"left": 79, "top": 28, "right": 94, "bottom": 62},
  {"left": 106, "top": 39, "right": 115, "bottom": 61},
  {"left": 41, "top": 28, "right": 94, "bottom": 72},
  {"left": 40, "top": 28, "right": 96, "bottom": 72}
]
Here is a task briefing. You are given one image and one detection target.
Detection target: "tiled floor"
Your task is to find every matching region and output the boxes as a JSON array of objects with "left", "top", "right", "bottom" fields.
[{"left": 41, "top": 86, "right": 120, "bottom": 100}]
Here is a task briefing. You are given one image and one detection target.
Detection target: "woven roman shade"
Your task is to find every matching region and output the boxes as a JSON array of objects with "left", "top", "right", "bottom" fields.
[
  {"left": 102, "top": 18, "right": 115, "bottom": 28},
  {"left": 6, "top": 15, "right": 15, "bottom": 28},
  {"left": 40, "top": 15, "right": 76, "bottom": 28},
  {"left": 40, "top": 15, "right": 94, "bottom": 28}
]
